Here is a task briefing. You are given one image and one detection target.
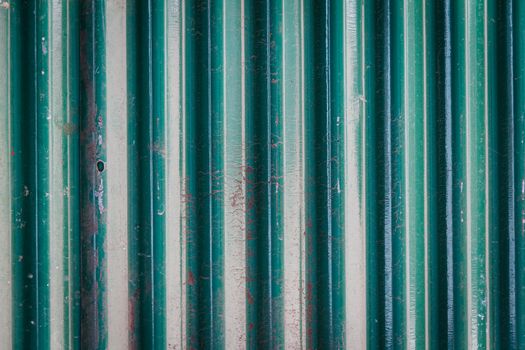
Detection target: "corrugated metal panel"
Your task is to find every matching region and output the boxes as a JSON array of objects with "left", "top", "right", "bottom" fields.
[{"left": 0, "top": 0, "right": 523, "bottom": 349}]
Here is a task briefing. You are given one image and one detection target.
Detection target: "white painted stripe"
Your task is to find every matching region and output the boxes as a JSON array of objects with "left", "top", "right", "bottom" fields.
[
  {"left": 359, "top": 1, "right": 368, "bottom": 348},
  {"left": 223, "top": 0, "right": 247, "bottom": 348},
  {"left": 344, "top": 0, "right": 367, "bottom": 349},
  {"left": 105, "top": 1, "right": 129, "bottom": 349},
  {"left": 180, "top": 0, "right": 188, "bottom": 346},
  {"left": 283, "top": 0, "right": 306, "bottom": 348},
  {"left": 49, "top": 1, "right": 65, "bottom": 348},
  {"left": 166, "top": 0, "right": 184, "bottom": 349},
  {"left": 0, "top": 4, "right": 12, "bottom": 348}
]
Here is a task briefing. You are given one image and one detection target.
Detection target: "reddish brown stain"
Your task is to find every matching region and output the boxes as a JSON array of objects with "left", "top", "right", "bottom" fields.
[
  {"left": 187, "top": 271, "right": 195, "bottom": 286},
  {"left": 305, "top": 280, "right": 314, "bottom": 348},
  {"left": 247, "top": 291, "right": 254, "bottom": 305},
  {"left": 306, "top": 218, "right": 313, "bottom": 228},
  {"left": 128, "top": 289, "right": 140, "bottom": 350},
  {"left": 79, "top": 2, "right": 108, "bottom": 345},
  {"left": 63, "top": 122, "right": 77, "bottom": 135}
]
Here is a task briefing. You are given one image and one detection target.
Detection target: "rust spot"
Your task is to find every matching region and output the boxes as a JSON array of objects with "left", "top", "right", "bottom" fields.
[
  {"left": 187, "top": 271, "right": 195, "bottom": 286},
  {"left": 247, "top": 291, "right": 254, "bottom": 305},
  {"left": 63, "top": 122, "right": 77, "bottom": 135},
  {"left": 128, "top": 289, "right": 139, "bottom": 349},
  {"left": 230, "top": 178, "right": 244, "bottom": 208}
]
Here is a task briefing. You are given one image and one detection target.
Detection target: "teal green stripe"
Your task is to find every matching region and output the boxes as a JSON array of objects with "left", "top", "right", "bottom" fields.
[
  {"left": 390, "top": 0, "right": 426, "bottom": 348},
  {"left": 491, "top": 1, "right": 514, "bottom": 348},
  {"left": 11, "top": 1, "right": 51, "bottom": 347},
  {"left": 35, "top": 4, "right": 51, "bottom": 344},
  {"left": 363, "top": 0, "right": 382, "bottom": 347},
  {"left": 451, "top": 0, "right": 468, "bottom": 346},
  {"left": 486, "top": 0, "right": 499, "bottom": 349},
  {"left": 422, "top": 2, "right": 440, "bottom": 349},
  {"left": 390, "top": 0, "right": 408, "bottom": 346},
  {"left": 35, "top": 1, "right": 51, "bottom": 347},
  {"left": 451, "top": 0, "right": 490, "bottom": 348},
  {"left": 127, "top": 0, "right": 167, "bottom": 347},
  {"left": 431, "top": 1, "right": 455, "bottom": 347},
  {"left": 304, "top": 0, "right": 345, "bottom": 348},
  {"left": 364, "top": 0, "right": 391, "bottom": 347},
  {"left": 79, "top": 0, "right": 107, "bottom": 348},
  {"left": 185, "top": 1, "right": 225, "bottom": 348},
  {"left": 244, "top": 0, "right": 284, "bottom": 348}
]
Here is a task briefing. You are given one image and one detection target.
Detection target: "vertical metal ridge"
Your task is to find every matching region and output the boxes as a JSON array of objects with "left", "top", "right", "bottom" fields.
[
  {"left": 391, "top": 0, "right": 427, "bottom": 347},
  {"left": 390, "top": 0, "right": 408, "bottom": 345},
  {"left": 4, "top": 1, "right": 80, "bottom": 348},
  {"left": 364, "top": 0, "right": 393, "bottom": 348},
  {"left": 304, "top": 0, "right": 345, "bottom": 348},
  {"left": 185, "top": 0, "right": 225, "bottom": 348},
  {"left": 451, "top": 0, "right": 492, "bottom": 348},
  {"left": 10, "top": 1, "right": 49, "bottom": 347},
  {"left": 492, "top": 1, "right": 515, "bottom": 349},
  {"left": 431, "top": 1, "right": 455, "bottom": 348},
  {"left": 425, "top": 0, "right": 442, "bottom": 348},
  {"left": 244, "top": 0, "right": 284, "bottom": 347},
  {"left": 62, "top": 0, "right": 81, "bottom": 348},
  {"left": 127, "top": 0, "right": 168, "bottom": 347},
  {"left": 79, "top": 0, "right": 107, "bottom": 348}
]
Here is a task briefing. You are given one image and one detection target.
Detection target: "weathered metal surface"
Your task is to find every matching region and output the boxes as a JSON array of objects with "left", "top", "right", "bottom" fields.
[{"left": 1, "top": 0, "right": 524, "bottom": 349}]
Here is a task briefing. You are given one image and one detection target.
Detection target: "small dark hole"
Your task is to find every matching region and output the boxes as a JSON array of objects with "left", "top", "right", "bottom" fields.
[{"left": 96, "top": 160, "right": 105, "bottom": 172}]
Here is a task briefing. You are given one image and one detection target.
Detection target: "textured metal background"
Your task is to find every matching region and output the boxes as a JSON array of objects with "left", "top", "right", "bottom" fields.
[{"left": 0, "top": 0, "right": 523, "bottom": 349}]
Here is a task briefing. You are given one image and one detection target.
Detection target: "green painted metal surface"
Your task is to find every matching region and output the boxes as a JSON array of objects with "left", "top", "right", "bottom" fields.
[
  {"left": 80, "top": 0, "right": 106, "bottom": 348},
  {"left": 1, "top": 0, "right": 525, "bottom": 349}
]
